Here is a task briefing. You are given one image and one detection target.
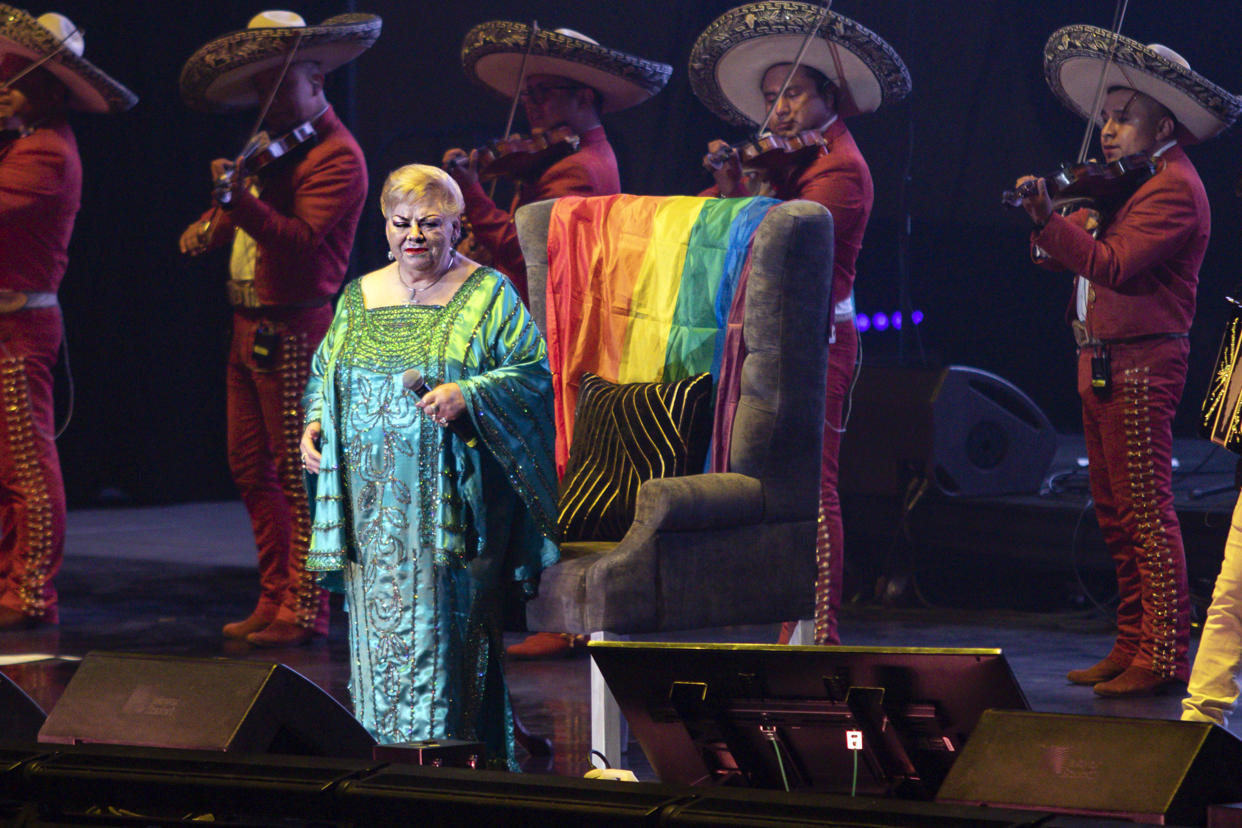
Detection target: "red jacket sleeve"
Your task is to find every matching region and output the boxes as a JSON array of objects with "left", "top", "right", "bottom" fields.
[
  {"left": 0, "top": 140, "right": 71, "bottom": 226},
  {"left": 460, "top": 180, "right": 530, "bottom": 303},
  {"left": 463, "top": 156, "right": 606, "bottom": 303},
  {"left": 1029, "top": 208, "right": 1096, "bottom": 272},
  {"left": 227, "top": 140, "right": 366, "bottom": 266},
  {"left": 1034, "top": 180, "right": 1201, "bottom": 290},
  {"left": 797, "top": 159, "right": 868, "bottom": 255}
]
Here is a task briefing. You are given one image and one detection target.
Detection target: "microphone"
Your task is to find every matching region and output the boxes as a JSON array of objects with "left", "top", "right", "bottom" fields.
[{"left": 401, "top": 369, "right": 479, "bottom": 448}]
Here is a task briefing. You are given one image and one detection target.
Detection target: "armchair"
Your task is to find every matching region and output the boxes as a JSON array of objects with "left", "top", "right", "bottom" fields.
[{"left": 514, "top": 196, "right": 834, "bottom": 767}]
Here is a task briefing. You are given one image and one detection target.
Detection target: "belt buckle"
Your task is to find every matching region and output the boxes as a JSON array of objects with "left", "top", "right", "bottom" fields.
[
  {"left": 226, "top": 281, "right": 260, "bottom": 309},
  {"left": 1072, "top": 320, "right": 1094, "bottom": 348},
  {"left": 0, "top": 291, "right": 27, "bottom": 314}
]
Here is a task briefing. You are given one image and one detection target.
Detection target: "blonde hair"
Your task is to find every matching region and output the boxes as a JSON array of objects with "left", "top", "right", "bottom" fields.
[{"left": 380, "top": 164, "right": 465, "bottom": 219}]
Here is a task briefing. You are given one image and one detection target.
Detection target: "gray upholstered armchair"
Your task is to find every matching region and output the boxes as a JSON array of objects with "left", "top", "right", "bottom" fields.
[{"left": 514, "top": 196, "right": 834, "bottom": 766}]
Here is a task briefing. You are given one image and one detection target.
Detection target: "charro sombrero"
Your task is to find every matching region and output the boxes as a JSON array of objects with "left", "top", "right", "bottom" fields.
[
  {"left": 461, "top": 21, "right": 671, "bottom": 114},
  {"left": 1045, "top": 25, "right": 1241, "bottom": 144},
  {"left": 689, "top": 1, "right": 910, "bottom": 126},
  {"left": 0, "top": 6, "right": 135, "bottom": 113},
  {"left": 179, "top": 10, "right": 381, "bottom": 113}
]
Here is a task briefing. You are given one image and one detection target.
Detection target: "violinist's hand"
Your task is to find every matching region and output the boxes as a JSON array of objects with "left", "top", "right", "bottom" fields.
[
  {"left": 179, "top": 219, "right": 212, "bottom": 256},
  {"left": 0, "top": 87, "right": 23, "bottom": 125},
  {"left": 443, "top": 148, "right": 480, "bottom": 188},
  {"left": 417, "top": 382, "right": 466, "bottom": 428},
  {"left": 209, "top": 157, "right": 233, "bottom": 182},
  {"left": 1016, "top": 175, "right": 1053, "bottom": 227},
  {"left": 704, "top": 139, "right": 743, "bottom": 196},
  {"left": 210, "top": 156, "right": 244, "bottom": 207},
  {"left": 300, "top": 421, "right": 323, "bottom": 474}
]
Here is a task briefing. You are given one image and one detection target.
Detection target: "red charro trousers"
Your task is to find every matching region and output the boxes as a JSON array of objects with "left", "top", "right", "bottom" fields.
[
  {"left": 1079, "top": 336, "right": 1191, "bottom": 680},
  {"left": 227, "top": 306, "right": 332, "bottom": 634},
  {"left": 814, "top": 317, "right": 858, "bottom": 645},
  {"left": 0, "top": 307, "right": 64, "bottom": 622}
]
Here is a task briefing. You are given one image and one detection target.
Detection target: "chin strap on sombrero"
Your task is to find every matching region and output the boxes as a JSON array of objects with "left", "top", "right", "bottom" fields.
[{"left": 0, "top": 21, "right": 82, "bottom": 93}]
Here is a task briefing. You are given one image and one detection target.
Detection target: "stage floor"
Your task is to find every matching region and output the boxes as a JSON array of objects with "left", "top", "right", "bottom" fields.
[{"left": 3, "top": 436, "right": 1241, "bottom": 779}]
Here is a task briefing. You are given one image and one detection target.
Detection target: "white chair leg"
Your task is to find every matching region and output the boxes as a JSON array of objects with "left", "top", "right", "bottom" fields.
[
  {"left": 789, "top": 618, "right": 814, "bottom": 645},
  {"left": 589, "top": 630, "right": 628, "bottom": 767}
]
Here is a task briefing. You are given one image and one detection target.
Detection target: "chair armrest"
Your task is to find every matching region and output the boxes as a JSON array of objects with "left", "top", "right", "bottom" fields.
[{"left": 631, "top": 472, "right": 764, "bottom": 532}]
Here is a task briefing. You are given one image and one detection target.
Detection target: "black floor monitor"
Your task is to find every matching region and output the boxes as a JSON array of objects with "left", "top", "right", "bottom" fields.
[{"left": 590, "top": 643, "right": 1028, "bottom": 799}]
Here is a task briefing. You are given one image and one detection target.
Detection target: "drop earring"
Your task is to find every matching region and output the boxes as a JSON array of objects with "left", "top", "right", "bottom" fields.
[{"left": 387, "top": 250, "right": 395, "bottom": 261}]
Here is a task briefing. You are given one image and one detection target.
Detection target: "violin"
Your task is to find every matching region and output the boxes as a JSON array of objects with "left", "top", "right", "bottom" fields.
[
  {"left": 1002, "top": 153, "right": 1157, "bottom": 209},
  {"left": 214, "top": 119, "right": 318, "bottom": 205},
  {"left": 704, "top": 129, "right": 828, "bottom": 173},
  {"left": 446, "top": 125, "right": 580, "bottom": 182},
  {"left": 188, "top": 118, "right": 318, "bottom": 254}
]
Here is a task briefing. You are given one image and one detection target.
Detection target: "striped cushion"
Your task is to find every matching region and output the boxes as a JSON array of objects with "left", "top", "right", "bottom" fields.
[{"left": 558, "top": 372, "right": 713, "bottom": 542}]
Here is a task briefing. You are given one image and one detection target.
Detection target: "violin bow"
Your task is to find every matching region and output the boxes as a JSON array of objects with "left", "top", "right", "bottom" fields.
[
  {"left": 488, "top": 19, "right": 539, "bottom": 201},
  {"left": 0, "top": 23, "right": 81, "bottom": 93},
  {"left": 502, "top": 20, "right": 539, "bottom": 141},
  {"left": 754, "top": 1, "right": 833, "bottom": 138},
  {"left": 1074, "top": 0, "right": 1130, "bottom": 164},
  {"left": 244, "top": 29, "right": 306, "bottom": 150},
  {"left": 198, "top": 30, "right": 305, "bottom": 247}
]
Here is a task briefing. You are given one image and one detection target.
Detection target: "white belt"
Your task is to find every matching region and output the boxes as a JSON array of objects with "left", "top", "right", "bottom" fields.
[
  {"left": 833, "top": 293, "right": 855, "bottom": 322},
  {"left": 0, "top": 291, "right": 57, "bottom": 313}
]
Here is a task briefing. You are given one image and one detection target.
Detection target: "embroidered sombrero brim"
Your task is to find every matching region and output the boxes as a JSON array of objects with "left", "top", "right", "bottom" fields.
[
  {"left": 689, "top": 1, "right": 910, "bottom": 126},
  {"left": 0, "top": 5, "right": 135, "bottom": 113},
  {"left": 1045, "top": 24, "right": 1241, "bottom": 144},
  {"left": 461, "top": 21, "right": 671, "bottom": 114},
  {"left": 179, "top": 13, "right": 381, "bottom": 113}
]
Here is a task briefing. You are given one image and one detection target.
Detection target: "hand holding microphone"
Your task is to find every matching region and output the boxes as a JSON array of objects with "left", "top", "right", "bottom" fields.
[{"left": 401, "top": 369, "right": 479, "bottom": 448}]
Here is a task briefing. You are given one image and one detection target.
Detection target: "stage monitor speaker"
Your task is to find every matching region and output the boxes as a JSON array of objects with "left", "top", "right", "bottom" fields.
[
  {"left": 37, "top": 651, "right": 374, "bottom": 759},
  {"left": 936, "top": 709, "right": 1242, "bottom": 825},
  {"left": 839, "top": 363, "right": 1057, "bottom": 497},
  {"left": 0, "top": 670, "right": 45, "bottom": 744}
]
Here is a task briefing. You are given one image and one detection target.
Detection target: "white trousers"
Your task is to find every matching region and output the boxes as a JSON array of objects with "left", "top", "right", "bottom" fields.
[{"left": 1182, "top": 491, "right": 1242, "bottom": 725}]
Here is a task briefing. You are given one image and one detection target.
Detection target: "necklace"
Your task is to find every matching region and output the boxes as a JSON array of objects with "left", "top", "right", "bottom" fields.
[{"left": 402, "top": 269, "right": 448, "bottom": 305}]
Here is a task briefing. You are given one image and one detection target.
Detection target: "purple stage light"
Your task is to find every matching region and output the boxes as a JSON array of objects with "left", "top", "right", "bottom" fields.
[{"left": 854, "top": 309, "right": 923, "bottom": 333}]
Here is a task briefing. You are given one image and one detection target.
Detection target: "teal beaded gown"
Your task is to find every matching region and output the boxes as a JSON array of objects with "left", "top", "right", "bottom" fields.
[{"left": 303, "top": 268, "right": 559, "bottom": 768}]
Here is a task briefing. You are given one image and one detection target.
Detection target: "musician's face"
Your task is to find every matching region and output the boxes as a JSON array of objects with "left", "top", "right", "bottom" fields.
[
  {"left": 386, "top": 197, "right": 461, "bottom": 278},
  {"left": 0, "top": 86, "right": 28, "bottom": 121},
  {"left": 521, "top": 73, "right": 586, "bottom": 133},
  {"left": 253, "top": 61, "right": 324, "bottom": 132},
  {"left": 761, "top": 64, "right": 833, "bottom": 136},
  {"left": 1099, "top": 88, "right": 1174, "bottom": 162}
]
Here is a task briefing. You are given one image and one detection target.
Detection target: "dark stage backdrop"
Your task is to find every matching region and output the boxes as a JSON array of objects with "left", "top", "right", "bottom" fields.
[{"left": 36, "top": 1, "right": 1242, "bottom": 506}]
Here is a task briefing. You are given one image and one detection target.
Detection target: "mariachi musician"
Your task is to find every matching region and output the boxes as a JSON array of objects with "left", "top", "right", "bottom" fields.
[
  {"left": 0, "top": 7, "right": 135, "bottom": 630},
  {"left": 445, "top": 22, "right": 671, "bottom": 661},
  {"left": 443, "top": 21, "right": 671, "bottom": 308},
  {"left": 1014, "top": 27, "right": 1240, "bottom": 697},
  {"left": 177, "top": 10, "right": 380, "bottom": 648},
  {"left": 689, "top": 1, "right": 910, "bottom": 646}
]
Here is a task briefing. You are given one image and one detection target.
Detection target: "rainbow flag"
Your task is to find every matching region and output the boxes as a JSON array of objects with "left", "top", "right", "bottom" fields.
[{"left": 545, "top": 194, "right": 779, "bottom": 474}]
